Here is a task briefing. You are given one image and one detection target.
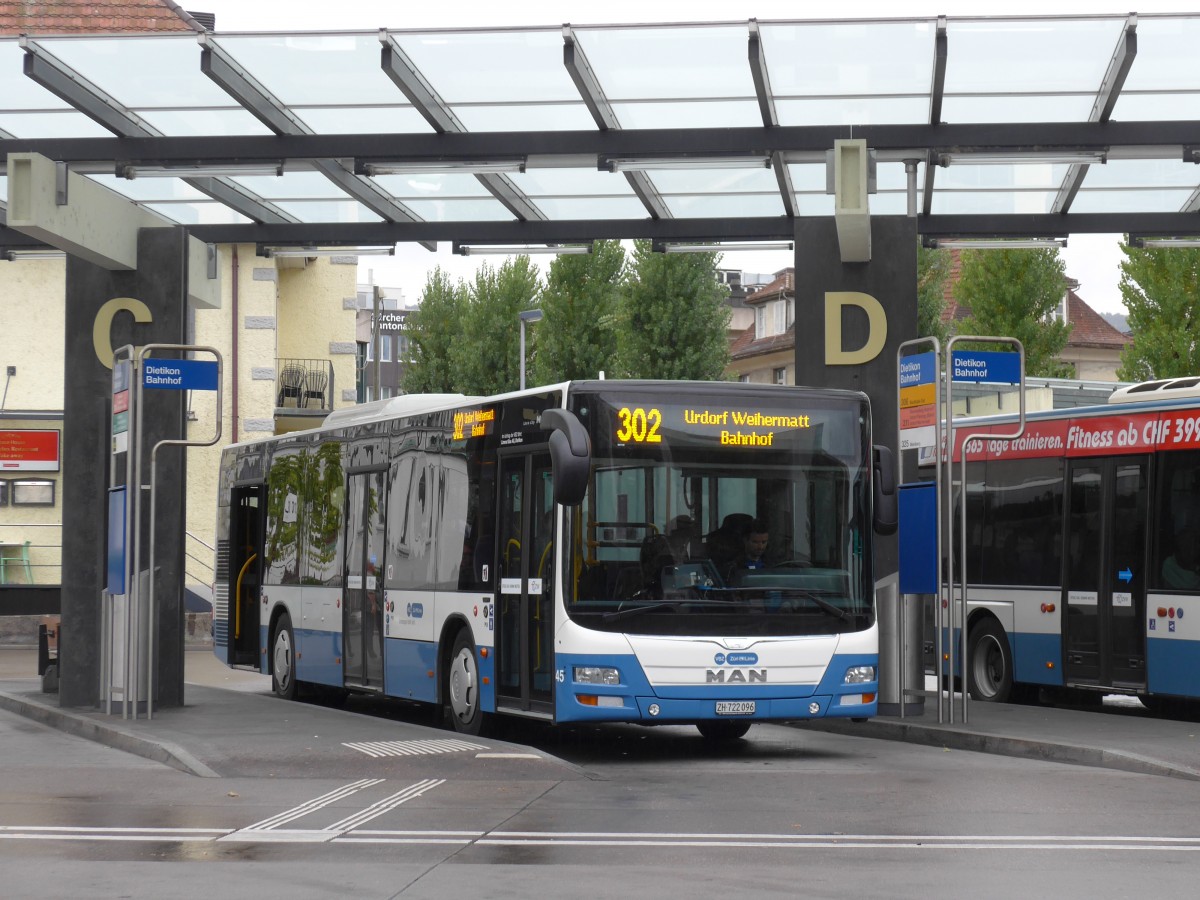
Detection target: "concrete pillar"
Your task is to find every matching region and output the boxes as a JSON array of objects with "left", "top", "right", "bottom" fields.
[{"left": 794, "top": 216, "right": 921, "bottom": 715}]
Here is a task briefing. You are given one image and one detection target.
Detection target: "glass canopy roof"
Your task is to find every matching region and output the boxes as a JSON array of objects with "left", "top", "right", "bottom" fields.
[{"left": 1, "top": 13, "right": 1198, "bottom": 249}]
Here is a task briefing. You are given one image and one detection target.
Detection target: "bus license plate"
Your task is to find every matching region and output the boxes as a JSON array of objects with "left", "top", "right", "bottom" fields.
[{"left": 715, "top": 701, "right": 755, "bottom": 716}]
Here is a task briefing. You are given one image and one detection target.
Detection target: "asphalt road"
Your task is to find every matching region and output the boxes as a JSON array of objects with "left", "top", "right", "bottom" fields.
[{"left": 2, "top": 647, "right": 1200, "bottom": 898}]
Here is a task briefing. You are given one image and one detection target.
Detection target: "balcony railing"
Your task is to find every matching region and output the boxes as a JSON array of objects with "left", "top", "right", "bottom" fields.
[
  {"left": 0, "top": 522, "right": 61, "bottom": 586},
  {"left": 275, "top": 358, "right": 334, "bottom": 414}
]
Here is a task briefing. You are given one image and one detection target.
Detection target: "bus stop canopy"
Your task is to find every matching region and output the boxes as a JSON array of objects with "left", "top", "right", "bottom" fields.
[{"left": 2, "top": 12, "right": 1199, "bottom": 253}]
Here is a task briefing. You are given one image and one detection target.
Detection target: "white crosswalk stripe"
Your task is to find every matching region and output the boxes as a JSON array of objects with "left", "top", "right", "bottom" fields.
[{"left": 342, "top": 738, "right": 489, "bottom": 757}]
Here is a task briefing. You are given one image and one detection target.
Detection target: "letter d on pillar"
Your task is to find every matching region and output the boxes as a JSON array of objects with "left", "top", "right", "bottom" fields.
[{"left": 825, "top": 291, "right": 887, "bottom": 365}]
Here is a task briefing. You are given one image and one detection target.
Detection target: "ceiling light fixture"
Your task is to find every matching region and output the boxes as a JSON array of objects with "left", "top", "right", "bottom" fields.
[
  {"left": 117, "top": 162, "right": 284, "bottom": 179},
  {"left": 262, "top": 246, "right": 395, "bottom": 259},
  {"left": 602, "top": 155, "right": 771, "bottom": 173},
  {"left": 1, "top": 249, "right": 66, "bottom": 261},
  {"left": 454, "top": 243, "right": 592, "bottom": 256},
  {"left": 1131, "top": 237, "right": 1200, "bottom": 248},
  {"left": 658, "top": 241, "right": 794, "bottom": 254},
  {"left": 938, "top": 151, "right": 1106, "bottom": 167},
  {"left": 358, "top": 159, "right": 526, "bottom": 176},
  {"left": 929, "top": 238, "right": 1067, "bottom": 250}
]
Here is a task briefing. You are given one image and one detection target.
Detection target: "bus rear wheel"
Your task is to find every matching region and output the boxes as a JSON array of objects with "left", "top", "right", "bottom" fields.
[
  {"left": 696, "top": 720, "right": 752, "bottom": 741},
  {"left": 445, "top": 629, "right": 486, "bottom": 736},
  {"left": 271, "top": 613, "right": 298, "bottom": 701},
  {"left": 967, "top": 617, "right": 1012, "bottom": 703}
]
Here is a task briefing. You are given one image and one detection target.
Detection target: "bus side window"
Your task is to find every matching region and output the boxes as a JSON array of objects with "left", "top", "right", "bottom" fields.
[{"left": 1154, "top": 450, "right": 1200, "bottom": 591}]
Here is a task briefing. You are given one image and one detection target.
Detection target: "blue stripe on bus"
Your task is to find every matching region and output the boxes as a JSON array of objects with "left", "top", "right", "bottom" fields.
[
  {"left": 382, "top": 638, "right": 438, "bottom": 704},
  {"left": 1013, "top": 631, "right": 1062, "bottom": 686},
  {"left": 1147, "top": 637, "right": 1200, "bottom": 698},
  {"left": 553, "top": 651, "right": 878, "bottom": 723},
  {"left": 298, "top": 628, "right": 343, "bottom": 687}
]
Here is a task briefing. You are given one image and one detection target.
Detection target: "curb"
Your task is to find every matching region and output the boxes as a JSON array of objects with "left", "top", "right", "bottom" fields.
[
  {"left": 801, "top": 718, "right": 1200, "bottom": 782},
  {"left": 0, "top": 688, "right": 220, "bottom": 778}
]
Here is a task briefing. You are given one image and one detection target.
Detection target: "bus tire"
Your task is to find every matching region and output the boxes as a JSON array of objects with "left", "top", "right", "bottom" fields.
[
  {"left": 445, "top": 629, "right": 486, "bottom": 736},
  {"left": 271, "top": 613, "right": 298, "bottom": 701},
  {"left": 696, "top": 720, "right": 752, "bottom": 741},
  {"left": 967, "top": 617, "right": 1012, "bottom": 703}
]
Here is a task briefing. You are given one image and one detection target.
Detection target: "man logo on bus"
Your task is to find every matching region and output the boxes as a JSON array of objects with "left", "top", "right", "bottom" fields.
[{"left": 706, "top": 669, "right": 767, "bottom": 683}]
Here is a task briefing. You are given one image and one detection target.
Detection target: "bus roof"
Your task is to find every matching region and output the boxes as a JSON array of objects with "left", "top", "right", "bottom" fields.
[
  {"left": 1108, "top": 377, "right": 1200, "bottom": 404},
  {"left": 226, "top": 379, "right": 870, "bottom": 453}
]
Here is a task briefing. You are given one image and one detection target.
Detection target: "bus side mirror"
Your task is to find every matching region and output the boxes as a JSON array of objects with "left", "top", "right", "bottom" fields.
[
  {"left": 543, "top": 408, "right": 591, "bottom": 507},
  {"left": 873, "top": 444, "right": 898, "bottom": 535}
]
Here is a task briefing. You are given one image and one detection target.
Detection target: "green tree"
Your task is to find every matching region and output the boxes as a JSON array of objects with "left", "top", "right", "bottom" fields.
[
  {"left": 614, "top": 240, "right": 731, "bottom": 380},
  {"left": 455, "top": 256, "right": 542, "bottom": 395},
  {"left": 402, "top": 267, "right": 468, "bottom": 394},
  {"left": 954, "top": 247, "right": 1073, "bottom": 377},
  {"left": 917, "top": 242, "right": 950, "bottom": 343},
  {"left": 1116, "top": 241, "right": 1200, "bottom": 381},
  {"left": 531, "top": 240, "right": 625, "bottom": 385}
]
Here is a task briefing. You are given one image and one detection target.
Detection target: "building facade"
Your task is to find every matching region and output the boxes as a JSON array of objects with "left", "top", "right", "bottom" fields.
[{"left": 0, "top": 245, "right": 358, "bottom": 635}]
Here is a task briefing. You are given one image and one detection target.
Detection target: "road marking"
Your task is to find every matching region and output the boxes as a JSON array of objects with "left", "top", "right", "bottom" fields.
[
  {"left": 475, "top": 752, "right": 542, "bottom": 759},
  {"left": 343, "top": 738, "right": 488, "bottom": 758},
  {"left": 324, "top": 779, "right": 445, "bottom": 833},
  {"left": 0, "top": 826, "right": 228, "bottom": 843},
  {"left": 219, "top": 778, "right": 384, "bottom": 839},
  {"left": 8, "top": 817, "right": 1200, "bottom": 853},
  {"left": 216, "top": 778, "right": 445, "bottom": 844}
]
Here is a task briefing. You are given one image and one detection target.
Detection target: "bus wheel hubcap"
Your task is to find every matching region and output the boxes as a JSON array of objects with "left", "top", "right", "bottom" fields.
[
  {"left": 275, "top": 631, "right": 292, "bottom": 687},
  {"left": 449, "top": 648, "right": 477, "bottom": 721}
]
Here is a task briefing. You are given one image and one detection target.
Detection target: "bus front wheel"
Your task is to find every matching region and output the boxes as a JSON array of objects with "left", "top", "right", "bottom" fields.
[
  {"left": 967, "top": 618, "right": 1012, "bottom": 703},
  {"left": 445, "top": 629, "right": 486, "bottom": 736},
  {"left": 271, "top": 613, "right": 298, "bottom": 701}
]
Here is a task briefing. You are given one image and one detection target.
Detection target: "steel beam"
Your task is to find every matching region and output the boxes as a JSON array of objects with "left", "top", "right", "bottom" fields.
[
  {"left": 381, "top": 32, "right": 544, "bottom": 225},
  {"left": 7, "top": 121, "right": 1198, "bottom": 165},
  {"left": 178, "top": 211, "right": 1200, "bottom": 247},
  {"left": 200, "top": 37, "right": 430, "bottom": 240},
  {"left": 563, "top": 24, "right": 669, "bottom": 219},
  {"left": 1053, "top": 15, "right": 1137, "bottom": 214},
  {"left": 22, "top": 39, "right": 294, "bottom": 225}
]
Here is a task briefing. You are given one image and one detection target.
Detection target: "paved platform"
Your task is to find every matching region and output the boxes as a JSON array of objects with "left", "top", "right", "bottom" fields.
[
  {"left": 806, "top": 696, "right": 1200, "bottom": 782},
  {"left": 1, "top": 646, "right": 1198, "bottom": 781}
]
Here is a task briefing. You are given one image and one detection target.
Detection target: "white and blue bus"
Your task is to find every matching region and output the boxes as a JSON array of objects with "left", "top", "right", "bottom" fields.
[
  {"left": 213, "top": 380, "right": 895, "bottom": 739},
  {"left": 942, "top": 378, "right": 1200, "bottom": 714}
]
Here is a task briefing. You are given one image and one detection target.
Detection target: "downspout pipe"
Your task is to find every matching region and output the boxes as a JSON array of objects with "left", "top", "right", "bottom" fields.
[{"left": 231, "top": 245, "right": 239, "bottom": 442}]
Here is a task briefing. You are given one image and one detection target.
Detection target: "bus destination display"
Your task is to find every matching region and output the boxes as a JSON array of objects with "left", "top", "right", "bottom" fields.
[
  {"left": 452, "top": 407, "right": 495, "bottom": 441},
  {"left": 615, "top": 404, "right": 812, "bottom": 448}
]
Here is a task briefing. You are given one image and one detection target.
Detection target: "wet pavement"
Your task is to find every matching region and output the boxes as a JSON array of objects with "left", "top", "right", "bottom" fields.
[{"left": 1, "top": 645, "right": 1198, "bottom": 781}]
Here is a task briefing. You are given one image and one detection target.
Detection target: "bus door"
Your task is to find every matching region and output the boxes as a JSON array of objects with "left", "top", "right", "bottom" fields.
[
  {"left": 1063, "top": 455, "right": 1150, "bottom": 691},
  {"left": 227, "top": 484, "right": 264, "bottom": 668},
  {"left": 495, "top": 451, "right": 555, "bottom": 714},
  {"left": 344, "top": 469, "right": 387, "bottom": 691}
]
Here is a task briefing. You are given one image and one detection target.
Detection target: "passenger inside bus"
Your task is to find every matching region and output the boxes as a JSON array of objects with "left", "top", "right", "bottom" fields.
[{"left": 1162, "top": 524, "right": 1200, "bottom": 590}]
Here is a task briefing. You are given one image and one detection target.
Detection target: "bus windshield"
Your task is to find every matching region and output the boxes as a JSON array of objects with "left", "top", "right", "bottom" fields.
[{"left": 566, "top": 388, "right": 874, "bottom": 638}]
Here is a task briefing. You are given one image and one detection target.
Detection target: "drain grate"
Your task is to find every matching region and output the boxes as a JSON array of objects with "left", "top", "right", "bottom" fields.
[{"left": 343, "top": 738, "right": 489, "bottom": 758}]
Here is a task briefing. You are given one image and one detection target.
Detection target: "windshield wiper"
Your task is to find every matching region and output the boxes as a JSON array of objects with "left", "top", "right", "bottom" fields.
[
  {"left": 790, "top": 590, "right": 852, "bottom": 622},
  {"left": 721, "top": 586, "right": 853, "bottom": 622}
]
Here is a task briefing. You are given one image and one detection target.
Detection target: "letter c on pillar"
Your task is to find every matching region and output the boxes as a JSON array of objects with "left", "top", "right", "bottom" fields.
[
  {"left": 824, "top": 291, "right": 887, "bottom": 365},
  {"left": 93, "top": 297, "right": 153, "bottom": 369}
]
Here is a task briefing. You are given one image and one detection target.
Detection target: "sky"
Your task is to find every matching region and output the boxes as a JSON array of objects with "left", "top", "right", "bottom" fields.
[{"left": 189, "top": 0, "right": 1200, "bottom": 314}]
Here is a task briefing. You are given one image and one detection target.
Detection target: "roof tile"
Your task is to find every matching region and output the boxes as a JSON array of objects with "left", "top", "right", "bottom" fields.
[{"left": 0, "top": 0, "right": 195, "bottom": 34}]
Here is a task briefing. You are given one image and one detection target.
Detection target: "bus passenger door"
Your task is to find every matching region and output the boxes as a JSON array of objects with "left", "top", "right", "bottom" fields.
[
  {"left": 228, "top": 485, "right": 264, "bottom": 668},
  {"left": 1063, "top": 456, "right": 1149, "bottom": 691},
  {"left": 495, "top": 452, "right": 555, "bottom": 715},
  {"left": 344, "top": 470, "right": 387, "bottom": 691}
]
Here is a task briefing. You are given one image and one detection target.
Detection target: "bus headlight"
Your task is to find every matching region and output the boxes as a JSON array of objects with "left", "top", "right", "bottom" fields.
[
  {"left": 574, "top": 666, "right": 621, "bottom": 685},
  {"left": 843, "top": 665, "right": 876, "bottom": 684}
]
